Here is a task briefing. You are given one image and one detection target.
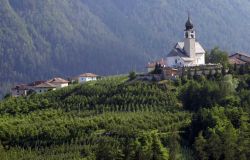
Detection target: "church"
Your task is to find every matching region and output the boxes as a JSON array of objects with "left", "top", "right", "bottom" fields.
[{"left": 166, "top": 16, "right": 206, "bottom": 68}]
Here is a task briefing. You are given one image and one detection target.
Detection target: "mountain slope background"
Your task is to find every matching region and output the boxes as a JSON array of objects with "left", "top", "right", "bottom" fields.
[{"left": 1, "top": 0, "right": 250, "bottom": 96}]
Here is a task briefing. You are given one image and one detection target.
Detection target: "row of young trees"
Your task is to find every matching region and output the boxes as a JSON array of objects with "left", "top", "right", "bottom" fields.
[
  {"left": 0, "top": 77, "right": 179, "bottom": 115},
  {"left": 0, "top": 109, "right": 191, "bottom": 159}
]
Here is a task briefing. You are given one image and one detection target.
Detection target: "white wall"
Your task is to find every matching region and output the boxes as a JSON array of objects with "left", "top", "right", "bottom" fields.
[
  {"left": 167, "top": 56, "right": 185, "bottom": 68},
  {"left": 184, "top": 61, "right": 194, "bottom": 66},
  {"left": 147, "top": 67, "right": 155, "bottom": 73},
  {"left": 78, "top": 77, "right": 97, "bottom": 83},
  {"left": 57, "top": 83, "right": 68, "bottom": 88},
  {"left": 196, "top": 54, "right": 205, "bottom": 65},
  {"left": 35, "top": 88, "right": 56, "bottom": 94},
  {"left": 11, "top": 90, "right": 28, "bottom": 97}
]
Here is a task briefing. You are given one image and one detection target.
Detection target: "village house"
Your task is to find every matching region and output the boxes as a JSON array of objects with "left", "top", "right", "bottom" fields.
[
  {"left": 166, "top": 16, "right": 206, "bottom": 67},
  {"left": 11, "top": 84, "right": 30, "bottom": 97},
  {"left": 11, "top": 81, "right": 46, "bottom": 97},
  {"left": 229, "top": 52, "right": 250, "bottom": 65},
  {"left": 73, "top": 73, "right": 98, "bottom": 83}
]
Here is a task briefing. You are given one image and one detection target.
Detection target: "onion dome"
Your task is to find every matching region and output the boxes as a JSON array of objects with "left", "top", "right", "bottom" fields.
[{"left": 185, "top": 16, "right": 194, "bottom": 30}]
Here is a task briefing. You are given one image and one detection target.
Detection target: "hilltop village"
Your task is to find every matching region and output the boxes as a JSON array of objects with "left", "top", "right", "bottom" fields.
[
  {"left": 11, "top": 16, "right": 250, "bottom": 97},
  {"left": 144, "top": 16, "right": 250, "bottom": 80}
]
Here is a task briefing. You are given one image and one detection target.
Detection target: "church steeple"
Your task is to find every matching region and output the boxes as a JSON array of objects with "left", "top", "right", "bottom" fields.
[
  {"left": 184, "top": 14, "right": 196, "bottom": 59},
  {"left": 184, "top": 14, "right": 195, "bottom": 39}
]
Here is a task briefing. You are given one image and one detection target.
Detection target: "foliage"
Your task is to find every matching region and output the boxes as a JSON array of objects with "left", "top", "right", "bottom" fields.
[
  {"left": 129, "top": 71, "right": 137, "bottom": 80},
  {"left": 192, "top": 107, "right": 250, "bottom": 160},
  {"left": 180, "top": 75, "right": 240, "bottom": 111},
  {"left": 206, "top": 47, "right": 230, "bottom": 67}
]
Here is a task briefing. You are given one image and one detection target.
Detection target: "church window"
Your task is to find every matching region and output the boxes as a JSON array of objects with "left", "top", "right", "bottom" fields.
[{"left": 175, "top": 59, "right": 178, "bottom": 64}]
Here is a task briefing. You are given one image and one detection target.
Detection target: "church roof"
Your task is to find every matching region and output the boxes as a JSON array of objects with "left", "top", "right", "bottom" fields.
[
  {"left": 167, "top": 42, "right": 205, "bottom": 61},
  {"left": 167, "top": 47, "right": 194, "bottom": 62},
  {"left": 175, "top": 42, "right": 205, "bottom": 54}
]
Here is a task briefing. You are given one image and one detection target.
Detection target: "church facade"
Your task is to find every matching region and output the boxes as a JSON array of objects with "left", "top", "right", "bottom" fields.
[{"left": 166, "top": 16, "right": 206, "bottom": 68}]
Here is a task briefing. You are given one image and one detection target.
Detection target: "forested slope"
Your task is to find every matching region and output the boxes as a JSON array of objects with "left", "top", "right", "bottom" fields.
[
  {"left": 0, "top": 71, "right": 249, "bottom": 159},
  {"left": 1, "top": 0, "right": 250, "bottom": 96}
]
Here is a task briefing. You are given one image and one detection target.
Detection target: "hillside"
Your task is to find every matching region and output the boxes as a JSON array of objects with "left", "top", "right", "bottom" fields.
[
  {"left": 1, "top": 0, "right": 250, "bottom": 96},
  {"left": 0, "top": 72, "right": 249, "bottom": 159}
]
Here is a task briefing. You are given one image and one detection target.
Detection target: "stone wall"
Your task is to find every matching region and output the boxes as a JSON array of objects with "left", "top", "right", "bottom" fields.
[{"left": 179, "top": 64, "right": 224, "bottom": 76}]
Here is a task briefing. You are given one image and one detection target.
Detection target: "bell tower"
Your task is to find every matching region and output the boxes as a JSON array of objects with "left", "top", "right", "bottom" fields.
[{"left": 184, "top": 15, "right": 196, "bottom": 59}]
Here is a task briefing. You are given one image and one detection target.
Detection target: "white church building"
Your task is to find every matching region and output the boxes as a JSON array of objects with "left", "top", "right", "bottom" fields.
[{"left": 166, "top": 16, "right": 206, "bottom": 68}]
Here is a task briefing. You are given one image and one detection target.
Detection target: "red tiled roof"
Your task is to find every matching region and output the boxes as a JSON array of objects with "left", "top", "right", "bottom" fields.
[
  {"left": 229, "top": 57, "right": 247, "bottom": 65},
  {"left": 47, "top": 77, "right": 69, "bottom": 84},
  {"left": 78, "top": 73, "right": 98, "bottom": 78}
]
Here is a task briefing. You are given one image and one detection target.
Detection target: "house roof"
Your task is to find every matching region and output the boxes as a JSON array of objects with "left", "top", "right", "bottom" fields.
[
  {"left": 229, "top": 52, "right": 250, "bottom": 58},
  {"left": 28, "top": 81, "right": 46, "bottom": 86},
  {"left": 229, "top": 52, "right": 250, "bottom": 64},
  {"left": 34, "top": 82, "right": 57, "bottom": 88},
  {"left": 229, "top": 57, "right": 246, "bottom": 65},
  {"left": 47, "top": 77, "right": 69, "bottom": 84},
  {"left": 147, "top": 59, "right": 166, "bottom": 68},
  {"left": 78, "top": 73, "right": 98, "bottom": 78},
  {"left": 11, "top": 84, "right": 30, "bottom": 90}
]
